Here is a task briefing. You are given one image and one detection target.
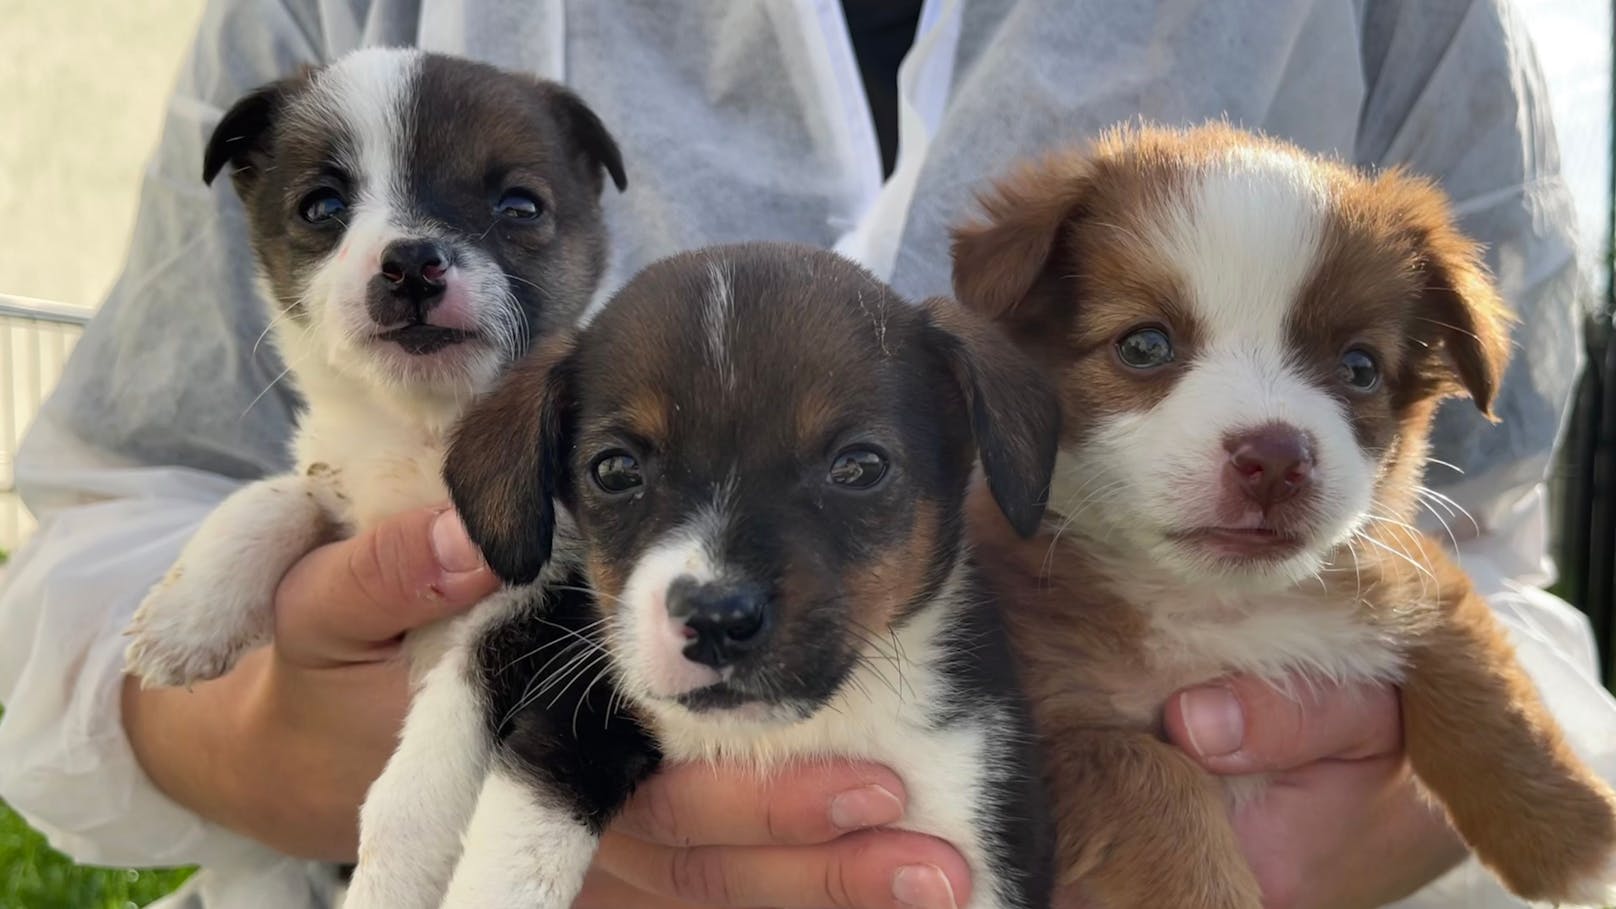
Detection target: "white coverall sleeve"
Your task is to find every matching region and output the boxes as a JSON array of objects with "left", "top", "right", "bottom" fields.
[
  {"left": 0, "top": 0, "right": 354, "bottom": 887},
  {"left": 1356, "top": 2, "right": 1616, "bottom": 905}
]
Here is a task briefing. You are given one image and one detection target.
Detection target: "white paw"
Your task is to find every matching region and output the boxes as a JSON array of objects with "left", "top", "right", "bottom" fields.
[{"left": 123, "top": 562, "right": 271, "bottom": 687}]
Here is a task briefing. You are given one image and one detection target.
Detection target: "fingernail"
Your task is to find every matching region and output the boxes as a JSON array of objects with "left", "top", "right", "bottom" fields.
[
  {"left": 893, "top": 864, "right": 956, "bottom": 909},
  {"left": 830, "top": 784, "right": 902, "bottom": 831},
  {"left": 1181, "top": 685, "right": 1245, "bottom": 758},
  {"left": 431, "top": 510, "right": 484, "bottom": 574}
]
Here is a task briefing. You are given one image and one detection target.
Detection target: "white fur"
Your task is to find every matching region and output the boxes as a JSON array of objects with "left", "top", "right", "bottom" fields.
[
  {"left": 125, "top": 472, "right": 337, "bottom": 684},
  {"left": 437, "top": 769, "right": 599, "bottom": 909},
  {"left": 617, "top": 526, "right": 726, "bottom": 700},
  {"left": 640, "top": 570, "right": 1014, "bottom": 909},
  {"left": 345, "top": 607, "right": 501, "bottom": 909},
  {"left": 1052, "top": 150, "right": 1377, "bottom": 589},
  {"left": 1043, "top": 149, "right": 1409, "bottom": 807},
  {"left": 703, "top": 260, "right": 736, "bottom": 393},
  {"left": 284, "top": 48, "right": 521, "bottom": 400},
  {"left": 121, "top": 46, "right": 552, "bottom": 909},
  {"left": 1093, "top": 555, "right": 1409, "bottom": 728},
  {"left": 124, "top": 47, "right": 531, "bottom": 688},
  {"left": 600, "top": 493, "right": 1017, "bottom": 906}
]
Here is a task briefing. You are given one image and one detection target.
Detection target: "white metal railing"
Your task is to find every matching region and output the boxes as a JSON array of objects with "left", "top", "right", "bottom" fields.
[{"left": 1, "top": 293, "right": 92, "bottom": 553}]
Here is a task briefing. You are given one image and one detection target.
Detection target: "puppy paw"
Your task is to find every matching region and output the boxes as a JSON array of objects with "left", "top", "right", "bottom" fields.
[
  {"left": 1473, "top": 783, "right": 1616, "bottom": 907},
  {"left": 1558, "top": 847, "right": 1616, "bottom": 908},
  {"left": 122, "top": 563, "right": 270, "bottom": 687}
]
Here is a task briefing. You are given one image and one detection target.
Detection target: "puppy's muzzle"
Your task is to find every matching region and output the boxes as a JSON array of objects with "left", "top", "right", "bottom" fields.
[{"left": 666, "top": 577, "right": 772, "bottom": 669}]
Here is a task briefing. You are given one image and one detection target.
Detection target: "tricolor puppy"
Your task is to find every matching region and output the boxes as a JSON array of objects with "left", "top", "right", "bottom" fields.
[
  {"left": 434, "top": 242, "right": 1058, "bottom": 909},
  {"left": 952, "top": 124, "right": 1616, "bottom": 908},
  {"left": 119, "top": 46, "right": 625, "bottom": 903}
]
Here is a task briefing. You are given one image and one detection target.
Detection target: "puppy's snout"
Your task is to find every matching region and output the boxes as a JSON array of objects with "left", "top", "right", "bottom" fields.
[
  {"left": 1224, "top": 424, "right": 1313, "bottom": 508},
  {"left": 379, "top": 239, "right": 451, "bottom": 304},
  {"left": 667, "top": 577, "right": 771, "bottom": 669}
]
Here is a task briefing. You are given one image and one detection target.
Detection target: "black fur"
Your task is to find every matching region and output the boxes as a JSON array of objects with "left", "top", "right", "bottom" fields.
[
  {"left": 448, "top": 243, "right": 1059, "bottom": 909},
  {"left": 476, "top": 573, "right": 660, "bottom": 834},
  {"left": 206, "top": 53, "right": 625, "bottom": 339},
  {"left": 202, "top": 80, "right": 295, "bottom": 186},
  {"left": 930, "top": 567, "right": 1056, "bottom": 909}
]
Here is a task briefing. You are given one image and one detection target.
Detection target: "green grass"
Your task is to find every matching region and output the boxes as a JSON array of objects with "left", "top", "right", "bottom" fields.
[
  {"left": 0, "top": 545, "right": 194, "bottom": 907},
  {"left": 0, "top": 803, "right": 193, "bottom": 909}
]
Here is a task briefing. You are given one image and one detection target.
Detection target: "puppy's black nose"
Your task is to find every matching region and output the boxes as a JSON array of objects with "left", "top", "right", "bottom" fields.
[
  {"left": 667, "top": 577, "right": 771, "bottom": 669},
  {"left": 379, "top": 240, "right": 450, "bottom": 304}
]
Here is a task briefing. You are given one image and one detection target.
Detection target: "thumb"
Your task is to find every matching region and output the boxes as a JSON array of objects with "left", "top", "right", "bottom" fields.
[
  {"left": 274, "top": 506, "right": 501, "bottom": 665},
  {"left": 1163, "top": 674, "right": 1403, "bottom": 774}
]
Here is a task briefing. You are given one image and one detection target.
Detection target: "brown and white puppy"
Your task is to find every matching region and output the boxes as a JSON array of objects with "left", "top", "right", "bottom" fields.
[
  {"left": 117, "top": 47, "right": 627, "bottom": 907},
  {"left": 438, "top": 242, "right": 1058, "bottom": 909},
  {"left": 952, "top": 124, "right": 1616, "bottom": 908}
]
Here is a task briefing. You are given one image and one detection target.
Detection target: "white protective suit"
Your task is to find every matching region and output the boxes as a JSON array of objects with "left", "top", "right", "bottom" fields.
[{"left": 0, "top": 1, "right": 1612, "bottom": 906}]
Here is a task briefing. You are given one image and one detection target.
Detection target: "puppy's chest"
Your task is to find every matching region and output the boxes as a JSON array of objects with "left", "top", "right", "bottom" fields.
[
  {"left": 1106, "top": 586, "right": 1409, "bottom": 725},
  {"left": 293, "top": 412, "right": 450, "bottom": 530}
]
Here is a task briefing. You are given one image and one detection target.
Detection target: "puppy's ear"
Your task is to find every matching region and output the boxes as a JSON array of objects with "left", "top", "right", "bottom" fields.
[
  {"left": 949, "top": 150, "right": 1094, "bottom": 326},
  {"left": 203, "top": 73, "right": 305, "bottom": 189},
  {"left": 444, "top": 333, "right": 580, "bottom": 585},
  {"left": 1382, "top": 172, "right": 1515, "bottom": 418},
  {"left": 549, "top": 86, "right": 628, "bottom": 195},
  {"left": 922, "top": 297, "right": 1061, "bottom": 537}
]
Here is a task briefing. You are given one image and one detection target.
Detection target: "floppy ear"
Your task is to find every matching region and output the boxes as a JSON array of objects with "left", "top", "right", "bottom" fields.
[
  {"left": 922, "top": 297, "right": 1062, "bottom": 537},
  {"left": 1384, "top": 173, "right": 1514, "bottom": 418},
  {"left": 949, "top": 150, "right": 1094, "bottom": 325},
  {"left": 203, "top": 76, "right": 302, "bottom": 189},
  {"left": 444, "top": 333, "right": 579, "bottom": 585},
  {"left": 549, "top": 86, "right": 628, "bottom": 195}
]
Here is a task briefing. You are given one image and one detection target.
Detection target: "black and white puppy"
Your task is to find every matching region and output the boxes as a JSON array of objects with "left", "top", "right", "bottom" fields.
[
  {"left": 119, "top": 46, "right": 624, "bottom": 903},
  {"left": 434, "top": 243, "right": 1059, "bottom": 909}
]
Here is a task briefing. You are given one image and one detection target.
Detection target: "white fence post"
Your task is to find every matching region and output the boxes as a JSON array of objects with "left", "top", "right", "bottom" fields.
[{"left": 0, "top": 294, "right": 92, "bottom": 553}]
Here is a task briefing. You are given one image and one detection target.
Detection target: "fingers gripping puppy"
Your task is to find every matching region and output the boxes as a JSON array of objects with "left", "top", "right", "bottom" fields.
[
  {"left": 119, "top": 47, "right": 626, "bottom": 903},
  {"left": 953, "top": 125, "right": 1616, "bottom": 908},
  {"left": 437, "top": 243, "right": 1059, "bottom": 909}
]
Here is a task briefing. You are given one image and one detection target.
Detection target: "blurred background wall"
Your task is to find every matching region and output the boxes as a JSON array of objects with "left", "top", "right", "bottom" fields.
[
  {"left": 0, "top": 0, "right": 206, "bottom": 307},
  {"left": 0, "top": 0, "right": 204, "bottom": 549}
]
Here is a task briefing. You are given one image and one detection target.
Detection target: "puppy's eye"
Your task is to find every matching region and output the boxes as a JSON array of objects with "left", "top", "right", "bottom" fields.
[
  {"left": 1339, "top": 348, "right": 1380, "bottom": 391},
  {"left": 1116, "top": 327, "right": 1174, "bottom": 369},
  {"left": 828, "top": 448, "right": 888, "bottom": 490},
  {"left": 591, "top": 450, "right": 643, "bottom": 494},
  {"left": 299, "top": 189, "right": 348, "bottom": 224},
  {"left": 495, "top": 190, "right": 544, "bottom": 220}
]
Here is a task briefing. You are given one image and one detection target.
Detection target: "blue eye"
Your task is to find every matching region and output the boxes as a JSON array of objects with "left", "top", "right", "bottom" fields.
[
  {"left": 1339, "top": 348, "right": 1380, "bottom": 391},
  {"left": 299, "top": 189, "right": 347, "bottom": 224},
  {"left": 495, "top": 190, "right": 544, "bottom": 220},
  {"left": 1117, "top": 326, "right": 1174, "bottom": 369}
]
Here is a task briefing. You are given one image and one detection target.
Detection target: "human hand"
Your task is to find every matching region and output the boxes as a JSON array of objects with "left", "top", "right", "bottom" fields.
[
  {"left": 1163, "top": 676, "right": 1467, "bottom": 909},
  {"left": 575, "top": 761, "right": 972, "bottom": 909},
  {"left": 123, "top": 505, "right": 498, "bottom": 860}
]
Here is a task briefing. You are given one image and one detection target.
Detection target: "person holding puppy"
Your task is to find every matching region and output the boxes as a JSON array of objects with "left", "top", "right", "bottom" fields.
[{"left": 2, "top": 1, "right": 1611, "bottom": 908}]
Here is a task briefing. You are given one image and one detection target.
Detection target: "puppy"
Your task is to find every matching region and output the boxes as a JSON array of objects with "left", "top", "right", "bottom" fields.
[
  {"left": 434, "top": 242, "right": 1059, "bottom": 909},
  {"left": 120, "top": 47, "right": 625, "bottom": 902},
  {"left": 951, "top": 124, "right": 1616, "bottom": 908}
]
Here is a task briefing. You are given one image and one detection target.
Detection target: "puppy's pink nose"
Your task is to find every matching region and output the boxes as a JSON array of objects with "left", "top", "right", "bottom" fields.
[{"left": 1224, "top": 424, "right": 1313, "bottom": 508}]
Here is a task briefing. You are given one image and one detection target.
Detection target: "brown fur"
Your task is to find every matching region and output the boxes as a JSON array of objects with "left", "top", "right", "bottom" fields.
[
  {"left": 969, "top": 490, "right": 1263, "bottom": 909},
  {"left": 1402, "top": 535, "right": 1616, "bottom": 900},
  {"left": 955, "top": 124, "right": 1615, "bottom": 908}
]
